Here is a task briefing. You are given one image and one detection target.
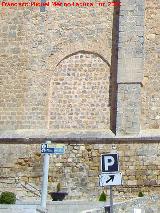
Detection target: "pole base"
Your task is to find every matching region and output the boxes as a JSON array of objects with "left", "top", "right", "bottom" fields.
[{"left": 36, "top": 208, "right": 48, "bottom": 213}]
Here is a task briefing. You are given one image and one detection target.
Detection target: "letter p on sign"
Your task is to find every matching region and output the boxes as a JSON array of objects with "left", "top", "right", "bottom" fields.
[
  {"left": 101, "top": 154, "right": 119, "bottom": 173},
  {"left": 104, "top": 156, "right": 115, "bottom": 171}
]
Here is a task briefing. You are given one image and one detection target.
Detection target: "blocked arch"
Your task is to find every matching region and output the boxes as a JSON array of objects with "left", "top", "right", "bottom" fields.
[{"left": 47, "top": 51, "right": 111, "bottom": 130}]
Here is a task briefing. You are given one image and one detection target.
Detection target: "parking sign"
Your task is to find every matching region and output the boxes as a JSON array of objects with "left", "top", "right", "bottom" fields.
[{"left": 101, "top": 153, "right": 119, "bottom": 173}]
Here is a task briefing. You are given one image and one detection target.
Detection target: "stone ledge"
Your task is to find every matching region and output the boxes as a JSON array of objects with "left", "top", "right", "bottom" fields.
[
  {"left": 0, "top": 129, "right": 114, "bottom": 139},
  {"left": 0, "top": 129, "right": 160, "bottom": 142}
]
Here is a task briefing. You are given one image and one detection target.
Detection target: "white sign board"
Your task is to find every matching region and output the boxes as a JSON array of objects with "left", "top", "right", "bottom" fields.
[
  {"left": 101, "top": 153, "right": 119, "bottom": 173},
  {"left": 99, "top": 172, "right": 122, "bottom": 186}
]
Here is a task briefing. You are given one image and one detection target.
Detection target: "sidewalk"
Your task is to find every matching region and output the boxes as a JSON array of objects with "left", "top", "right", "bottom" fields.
[{"left": 0, "top": 201, "right": 108, "bottom": 213}]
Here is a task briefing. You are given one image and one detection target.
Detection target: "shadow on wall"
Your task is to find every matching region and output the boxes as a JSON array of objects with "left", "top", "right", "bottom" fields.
[{"left": 109, "top": 3, "right": 120, "bottom": 134}]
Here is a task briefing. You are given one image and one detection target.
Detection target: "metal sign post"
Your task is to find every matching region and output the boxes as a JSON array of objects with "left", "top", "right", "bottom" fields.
[
  {"left": 40, "top": 142, "right": 65, "bottom": 210},
  {"left": 99, "top": 152, "right": 122, "bottom": 213},
  {"left": 40, "top": 141, "right": 50, "bottom": 210},
  {"left": 109, "top": 186, "right": 113, "bottom": 213}
]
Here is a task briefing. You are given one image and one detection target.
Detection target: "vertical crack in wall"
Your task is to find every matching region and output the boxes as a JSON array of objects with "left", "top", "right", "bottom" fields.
[{"left": 110, "top": 4, "right": 120, "bottom": 134}]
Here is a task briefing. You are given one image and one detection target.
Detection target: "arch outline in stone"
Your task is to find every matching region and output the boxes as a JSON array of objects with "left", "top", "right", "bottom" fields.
[{"left": 47, "top": 50, "right": 111, "bottom": 130}]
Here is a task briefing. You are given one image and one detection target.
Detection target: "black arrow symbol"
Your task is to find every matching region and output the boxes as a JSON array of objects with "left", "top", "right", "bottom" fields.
[{"left": 106, "top": 175, "right": 114, "bottom": 183}]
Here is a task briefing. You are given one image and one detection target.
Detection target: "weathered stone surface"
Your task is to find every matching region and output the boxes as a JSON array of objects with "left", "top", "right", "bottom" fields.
[
  {"left": 141, "top": 0, "right": 160, "bottom": 130},
  {"left": 0, "top": 0, "right": 159, "bottom": 135},
  {"left": 0, "top": 142, "right": 160, "bottom": 200},
  {"left": 117, "top": 0, "right": 145, "bottom": 83},
  {"left": 0, "top": 0, "right": 160, "bottom": 203},
  {"left": 0, "top": 1, "right": 113, "bottom": 132},
  {"left": 116, "top": 84, "right": 141, "bottom": 135},
  {"left": 48, "top": 52, "right": 110, "bottom": 130}
]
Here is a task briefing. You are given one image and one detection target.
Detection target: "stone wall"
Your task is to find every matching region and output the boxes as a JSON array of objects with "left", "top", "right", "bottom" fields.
[
  {"left": 141, "top": 0, "right": 160, "bottom": 130},
  {"left": 48, "top": 52, "right": 110, "bottom": 130},
  {"left": 0, "top": 0, "right": 113, "bottom": 132},
  {"left": 0, "top": 0, "right": 160, "bottom": 135},
  {"left": 0, "top": 0, "right": 160, "bottom": 203},
  {"left": 0, "top": 142, "right": 160, "bottom": 200},
  {"left": 116, "top": 0, "right": 145, "bottom": 135}
]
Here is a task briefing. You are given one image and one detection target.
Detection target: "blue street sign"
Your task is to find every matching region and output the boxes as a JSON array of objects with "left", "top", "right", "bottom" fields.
[
  {"left": 41, "top": 144, "right": 65, "bottom": 154},
  {"left": 41, "top": 144, "right": 48, "bottom": 153},
  {"left": 53, "top": 147, "right": 65, "bottom": 154}
]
